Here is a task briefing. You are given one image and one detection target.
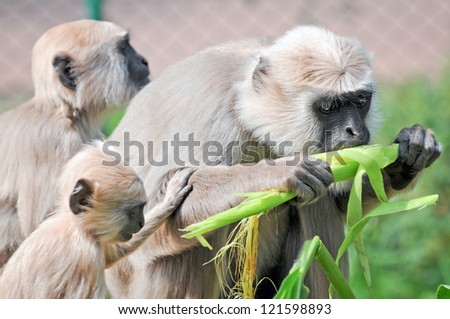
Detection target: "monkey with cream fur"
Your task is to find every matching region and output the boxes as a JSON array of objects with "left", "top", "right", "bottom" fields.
[
  {"left": 0, "top": 142, "right": 192, "bottom": 298},
  {"left": 0, "top": 19, "right": 150, "bottom": 271},
  {"left": 106, "top": 26, "right": 441, "bottom": 298}
]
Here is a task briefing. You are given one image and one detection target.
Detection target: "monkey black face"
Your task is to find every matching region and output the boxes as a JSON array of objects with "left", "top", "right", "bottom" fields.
[
  {"left": 118, "top": 35, "right": 150, "bottom": 89},
  {"left": 313, "top": 89, "right": 372, "bottom": 151},
  {"left": 118, "top": 202, "right": 146, "bottom": 241}
]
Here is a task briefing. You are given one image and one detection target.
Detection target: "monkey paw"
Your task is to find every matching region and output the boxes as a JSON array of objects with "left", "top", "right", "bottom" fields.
[
  {"left": 385, "top": 124, "right": 441, "bottom": 190},
  {"left": 162, "top": 167, "right": 194, "bottom": 211},
  {"left": 286, "top": 159, "right": 333, "bottom": 206}
]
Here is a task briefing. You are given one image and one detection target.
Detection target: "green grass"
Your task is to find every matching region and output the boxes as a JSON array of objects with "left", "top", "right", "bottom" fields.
[{"left": 102, "top": 107, "right": 126, "bottom": 137}]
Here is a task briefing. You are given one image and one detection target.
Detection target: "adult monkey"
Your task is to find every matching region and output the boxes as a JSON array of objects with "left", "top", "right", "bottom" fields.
[
  {"left": 0, "top": 20, "right": 149, "bottom": 271},
  {"left": 106, "top": 26, "right": 441, "bottom": 298}
]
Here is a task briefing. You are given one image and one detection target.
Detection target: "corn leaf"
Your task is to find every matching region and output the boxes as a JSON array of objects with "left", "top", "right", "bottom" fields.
[
  {"left": 346, "top": 166, "right": 371, "bottom": 287},
  {"left": 347, "top": 166, "right": 365, "bottom": 227},
  {"left": 275, "top": 236, "right": 356, "bottom": 299},
  {"left": 337, "top": 148, "right": 387, "bottom": 202},
  {"left": 436, "top": 284, "right": 450, "bottom": 299},
  {"left": 336, "top": 194, "right": 439, "bottom": 262},
  {"left": 311, "top": 152, "right": 359, "bottom": 182},
  {"left": 312, "top": 144, "right": 398, "bottom": 186},
  {"left": 314, "top": 240, "right": 356, "bottom": 299},
  {"left": 181, "top": 191, "right": 296, "bottom": 248},
  {"left": 274, "top": 236, "right": 320, "bottom": 299}
]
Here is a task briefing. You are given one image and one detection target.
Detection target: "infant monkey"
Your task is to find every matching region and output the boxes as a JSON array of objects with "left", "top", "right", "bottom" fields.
[{"left": 0, "top": 142, "right": 192, "bottom": 298}]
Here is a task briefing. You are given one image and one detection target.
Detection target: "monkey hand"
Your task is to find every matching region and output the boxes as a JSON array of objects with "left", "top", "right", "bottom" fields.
[
  {"left": 283, "top": 158, "right": 333, "bottom": 206},
  {"left": 385, "top": 124, "right": 441, "bottom": 190},
  {"left": 160, "top": 167, "right": 194, "bottom": 213}
]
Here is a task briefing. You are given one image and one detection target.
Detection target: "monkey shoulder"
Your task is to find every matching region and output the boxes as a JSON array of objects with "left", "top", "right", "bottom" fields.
[
  {"left": 15, "top": 215, "right": 101, "bottom": 264},
  {"left": 2, "top": 215, "right": 105, "bottom": 298}
]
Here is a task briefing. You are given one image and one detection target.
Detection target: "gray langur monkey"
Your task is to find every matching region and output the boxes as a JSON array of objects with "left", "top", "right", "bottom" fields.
[
  {"left": 0, "top": 20, "right": 150, "bottom": 271},
  {"left": 105, "top": 26, "right": 441, "bottom": 298},
  {"left": 0, "top": 143, "right": 192, "bottom": 298}
]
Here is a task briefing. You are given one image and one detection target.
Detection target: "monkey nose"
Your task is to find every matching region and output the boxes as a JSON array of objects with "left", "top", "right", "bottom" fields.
[
  {"left": 346, "top": 126, "right": 360, "bottom": 137},
  {"left": 345, "top": 126, "right": 370, "bottom": 146}
]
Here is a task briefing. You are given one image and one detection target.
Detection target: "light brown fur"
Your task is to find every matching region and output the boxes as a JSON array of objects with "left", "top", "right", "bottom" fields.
[
  {"left": 0, "top": 20, "right": 149, "bottom": 271},
  {"left": 0, "top": 143, "right": 192, "bottom": 298}
]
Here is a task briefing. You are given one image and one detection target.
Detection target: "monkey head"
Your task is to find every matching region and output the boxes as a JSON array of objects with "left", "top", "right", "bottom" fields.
[
  {"left": 237, "top": 25, "right": 379, "bottom": 155},
  {"left": 31, "top": 19, "right": 150, "bottom": 117},
  {"left": 61, "top": 142, "right": 148, "bottom": 244}
]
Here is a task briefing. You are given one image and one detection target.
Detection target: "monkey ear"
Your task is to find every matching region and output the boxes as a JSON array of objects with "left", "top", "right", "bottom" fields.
[
  {"left": 53, "top": 54, "right": 77, "bottom": 91},
  {"left": 70, "top": 179, "right": 94, "bottom": 215},
  {"left": 252, "top": 57, "right": 270, "bottom": 92}
]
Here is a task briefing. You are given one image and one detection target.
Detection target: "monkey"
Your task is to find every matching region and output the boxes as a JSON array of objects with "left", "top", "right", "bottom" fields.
[
  {"left": 0, "top": 142, "right": 193, "bottom": 298},
  {"left": 105, "top": 26, "right": 441, "bottom": 298},
  {"left": 0, "top": 19, "right": 150, "bottom": 271}
]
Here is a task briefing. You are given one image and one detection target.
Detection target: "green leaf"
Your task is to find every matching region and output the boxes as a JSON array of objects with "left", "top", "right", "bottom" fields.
[
  {"left": 347, "top": 166, "right": 365, "bottom": 227},
  {"left": 337, "top": 147, "right": 387, "bottom": 202},
  {"left": 337, "top": 195, "right": 439, "bottom": 262},
  {"left": 181, "top": 191, "right": 296, "bottom": 248},
  {"left": 314, "top": 240, "right": 356, "bottom": 299},
  {"left": 275, "top": 237, "right": 356, "bottom": 299},
  {"left": 346, "top": 166, "right": 371, "bottom": 287},
  {"left": 313, "top": 144, "right": 398, "bottom": 187},
  {"left": 195, "top": 235, "right": 212, "bottom": 250},
  {"left": 436, "top": 284, "right": 450, "bottom": 299},
  {"left": 312, "top": 152, "right": 359, "bottom": 182},
  {"left": 274, "top": 236, "right": 320, "bottom": 299}
]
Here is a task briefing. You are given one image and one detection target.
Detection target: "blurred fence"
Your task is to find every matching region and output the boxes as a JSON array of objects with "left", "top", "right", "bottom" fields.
[{"left": 0, "top": 0, "right": 449, "bottom": 110}]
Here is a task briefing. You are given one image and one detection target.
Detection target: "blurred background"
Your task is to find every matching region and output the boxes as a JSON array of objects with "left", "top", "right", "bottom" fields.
[{"left": 0, "top": 0, "right": 448, "bottom": 298}]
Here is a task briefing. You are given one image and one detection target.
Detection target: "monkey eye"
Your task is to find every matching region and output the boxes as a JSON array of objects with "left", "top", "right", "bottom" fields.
[
  {"left": 118, "top": 39, "right": 130, "bottom": 53},
  {"left": 353, "top": 96, "right": 368, "bottom": 108},
  {"left": 128, "top": 207, "right": 137, "bottom": 218},
  {"left": 320, "top": 100, "right": 336, "bottom": 114}
]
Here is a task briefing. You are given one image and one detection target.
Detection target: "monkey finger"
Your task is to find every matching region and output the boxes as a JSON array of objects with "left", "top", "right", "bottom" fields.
[
  {"left": 411, "top": 129, "right": 435, "bottom": 172},
  {"left": 426, "top": 134, "right": 442, "bottom": 168},
  {"left": 167, "top": 185, "right": 193, "bottom": 210},
  {"left": 178, "top": 184, "right": 193, "bottom": 198},
  {"left": 178, "top": 167, "right": 195, "bottom": 182},
  {"left": 288, "top": 168, "right": 330, "bottom": 204},
  {"left": 405, "top": 124, "right": 424, "bottom": 166},
  {"left": 169, "top": 167, "right": 195, "bottom": 191},
  {"left": 305, "top": 160, "right": 333, "bottom": 187},
  {"left": 290, "top": 180, "right": 316, "bottom": 204},
  {"left": 394, "top": 127, "right": 411, "bottom": 164}
]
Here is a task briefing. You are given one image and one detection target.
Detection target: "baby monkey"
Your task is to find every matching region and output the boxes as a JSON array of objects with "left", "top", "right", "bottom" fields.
[{"left": 0, "top": 142, "right": 192, "bottom": 298}]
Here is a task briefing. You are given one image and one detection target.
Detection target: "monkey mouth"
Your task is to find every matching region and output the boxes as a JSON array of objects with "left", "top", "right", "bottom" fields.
[
  {"left": 119, "top": 232, "right": 134, "bottom": 242},
  {"left": 329, "top": 137, "right": 370, "bottom": 151},
  {"left": 337, "top": 140, "right": 368, "bottom": 150},
  {"left": 138, "top": 78, "right": 150, "bottom": 89}
]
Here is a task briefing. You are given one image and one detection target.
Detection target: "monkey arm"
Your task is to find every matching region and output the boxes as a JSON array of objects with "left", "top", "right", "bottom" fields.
[
  {"left": 103, "top": 202, "right": 174, "bottom": 268},
  {"left": 142, "top": 158, "right": 332, "bottom": 257},
  {"left": 104, "top": 168, "right": 193, "bottom": 267}
]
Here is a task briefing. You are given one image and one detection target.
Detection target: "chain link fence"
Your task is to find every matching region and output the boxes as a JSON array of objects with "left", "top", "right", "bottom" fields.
[{"left": 0, "top": 0, "right": 449, "bottom": 110}]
